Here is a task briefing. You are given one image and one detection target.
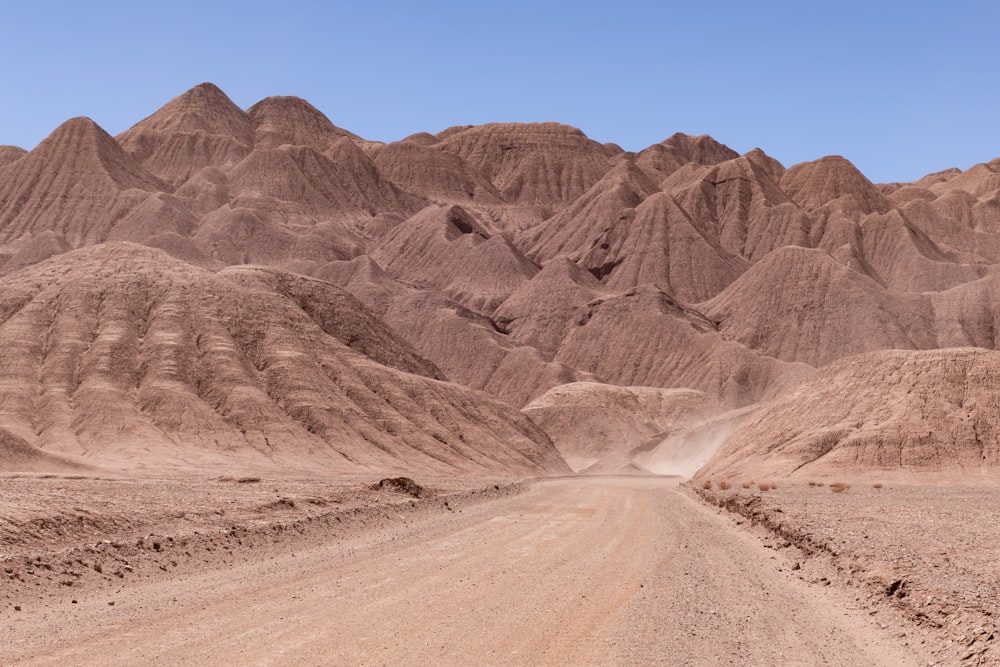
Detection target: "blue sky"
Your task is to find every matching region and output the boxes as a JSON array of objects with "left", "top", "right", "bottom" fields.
[{"left": 0, "top": 1, "right": 997, "bottom": 183}]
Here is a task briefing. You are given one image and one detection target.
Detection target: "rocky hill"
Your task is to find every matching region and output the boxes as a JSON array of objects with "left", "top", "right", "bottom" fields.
[{"left": 2, "top": 82, "right": 1000, "bottom": 478}]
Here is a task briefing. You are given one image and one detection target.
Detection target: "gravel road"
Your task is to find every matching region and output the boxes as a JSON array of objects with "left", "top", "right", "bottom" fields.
[{"left": 3, "top": 476, "right": 927, "bottom": 665}]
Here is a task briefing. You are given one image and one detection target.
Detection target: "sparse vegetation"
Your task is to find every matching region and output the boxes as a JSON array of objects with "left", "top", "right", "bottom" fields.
[
  {"left": 718, "top": 480, "right": 732, "bottom": 490},
  {"left": 872, "top": 483, "right": 883, "bottom": 489},
  {"left": 741, "top": 482, "right": 751, "bottom": 489},
  {"left": 702, "top": 480, "right": 713, "bottom": 489},
  {"left": 758, "top": 483, "right": 771, "bottom": 491},
  {"left": 830, "top": 482, "right": 850, "bottom": 493}
]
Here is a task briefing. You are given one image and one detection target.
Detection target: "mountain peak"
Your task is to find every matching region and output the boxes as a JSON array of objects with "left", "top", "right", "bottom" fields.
[
  {"left": 780, "top": 154, "right": 891, "bottom": 214},
  {"left": 248, "top": 95, "right": 358, "bottom": 150},
  {"left": 123, "top": 82, "right": 253, "bottom": 141}
]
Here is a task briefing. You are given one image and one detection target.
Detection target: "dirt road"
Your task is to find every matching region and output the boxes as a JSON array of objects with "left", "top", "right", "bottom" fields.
[{"left": 3, "top": 477, "right": 925, "bottom": 665}]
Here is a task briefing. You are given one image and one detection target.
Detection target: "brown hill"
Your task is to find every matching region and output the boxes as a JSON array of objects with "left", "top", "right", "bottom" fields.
[
  {"left": 780, "top": 155, "right": 892, "bottom": 216},
  {"left": 0, "top": 146, "right": 26, "bottom": 168},
  {"left": 634, "top": 132, "right": 740, "bottom": 181},
  {"left": 190, "top": 205, "right": 364, "bottom": 267},
  {"left": 549, "top": 285, "right": 812, "bottom": 406},
  {"left": 670, "top": 151, "right": 811, "bottom": 263},
  {"left": 437, "top": 122, "right": 614, "bottom": 206},
  {"left": 493, "top": 256, "right": 613, "bottom": 358},
  {"left": 516, "top": 159, "right": 661, "bottom": 266},
  {"left": 117, "top": 83, "right": 253, "bottom": 189},
  {"left": 517, "top": 158, "right": 747, "bottom": 302},
  {"left": 378, "top": 290, "right": 593, "bottom": 406},
  {"left": 247, "top": 95, "right": 359, "bottom": 151},
  {"left": 925, "top": 159, "right": 1000, "bottom": 199},
  {"left": 372, "top": 204, "right": 538, "bottom": 313},
  {"left": 315, "top": 255, "right": 592, "bottom": 406},
  {"left": 702, "top": 245, "right": 935, "bottom": 366},
  {"left": 594, "top": 192, "right": 748, "bottom": 301},
  {"left": 857, "top": 208, "right": 990, "bottom": 292},
  {"left": 521, "top": 382, "right": 716, "bottom": 471},
  {"left": 5, "top": 82, "right": 1000, "bottom": 480},
  {"left": 372, "top": 139, "right": 503, "bottom": 204},
  {"left": 699, "top": 348, "right": 1000, "bottom": 481},
  {"left": 0, "top": 243, "right": 568, "bottom": 476},
  {"left": 0, "top": 117, "right": 162, "bottom": 249},
  {"left": 225, "top": 140, "right": 415, "bottom": 220}
]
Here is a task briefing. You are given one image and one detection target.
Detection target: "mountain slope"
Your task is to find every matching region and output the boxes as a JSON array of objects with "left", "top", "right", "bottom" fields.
[
  {"left": 699, "top": 348, "right": 1000, "bottom": 481},
  {"left": 0, "top": 243, "right": 568, "bottom": 475}
]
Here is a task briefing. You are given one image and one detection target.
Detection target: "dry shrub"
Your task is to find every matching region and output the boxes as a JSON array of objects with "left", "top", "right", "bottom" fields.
[
  {"left": 808, "top": 481, "right": 818, "bottom": 487},
  {"left": 741, "top": 482, "right": 751, "bottom": 489},
  {"left": 872, "top": 483, "right": 883, "bottom": 489},
  {"left": 758, "top": 483, "right": 771, "bottom": 491},
  {"left": 702, "top": 480, "right": 713, "bottom": 490},
  {"left": 718, "top": 480, "right": 732, "bottom": 490},
  {"left": 830, "top": 482, "right": 850, "bottom": 493},
  {"left": 769, "top": 482, "right": 778, "bottom": 490}
]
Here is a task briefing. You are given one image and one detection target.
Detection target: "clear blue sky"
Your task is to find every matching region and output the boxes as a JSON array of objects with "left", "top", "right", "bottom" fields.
[{"left": 1, "top": 1, "right": 997, "bottom": 183}]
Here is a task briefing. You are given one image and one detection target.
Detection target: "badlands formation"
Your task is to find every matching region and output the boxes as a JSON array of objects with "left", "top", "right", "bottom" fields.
[
  {"left": 1, "top": 82, "right": 999, "bottom": 479},
  {"left": 4, "top": 83, "right": 1000, "bottom": 666}
]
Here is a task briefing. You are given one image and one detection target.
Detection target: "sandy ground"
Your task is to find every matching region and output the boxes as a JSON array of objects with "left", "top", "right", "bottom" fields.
[
  {"left": 698, "top": 481, "right": 999, "bottom": 665},
  {"left": 1, "top": 475, "right": 931, "bottom": 666}
]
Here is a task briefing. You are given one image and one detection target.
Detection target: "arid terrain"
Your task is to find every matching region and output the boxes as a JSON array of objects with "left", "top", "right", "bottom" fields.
[
  {"left": 1, "top": 474, "right": 954, "bottom": 666},
  {"left": 2, "top": 82, "right": 1000, "bottom": 663}
]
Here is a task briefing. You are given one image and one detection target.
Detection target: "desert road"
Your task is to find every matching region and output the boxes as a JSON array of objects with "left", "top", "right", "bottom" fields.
[{"left": 4, "top": 477, "right": 920, "bottom": 666}]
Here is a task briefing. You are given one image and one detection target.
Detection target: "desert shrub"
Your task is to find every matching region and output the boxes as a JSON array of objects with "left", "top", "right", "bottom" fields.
[
  {"left": 769, "top": 482, "right": 778, "bottom": 490},
  {"left": 702, "top": 480, "right": 713, "bottom": 489},
  {"left": 718, "top": 480, "right": 732, "bottom": 490},
  {"left": 741, "top": 482, "right": 751, "bottom": 489},
  {"left": 830, "top": 482, "right": 850, "bottom": 493},
  {"left": 808, "top": 481, "right": 817, "bottom": 487},
  {"left": 758, "top": 483, "right": 771, "bottom": 491},
  {"left": 872, "top": 483, "right": 883, "bottom": 489}
]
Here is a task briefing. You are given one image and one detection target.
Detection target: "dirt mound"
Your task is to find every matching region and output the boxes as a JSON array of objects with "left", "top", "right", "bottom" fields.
[
  {"left": 0, "top": 427, "right": 86, "bottom": 473},
  {"left": 699, "top": 348, "right": 1000, "bottom": 480},
  {"left": 925, "top": 160, "right": 1000, "bottom": 198},
  {"left": 369, "top": 477, "right": 430, "bottom": 498},
  {"left": 378, "top": 289, "right": 594, "bottom": 406}
]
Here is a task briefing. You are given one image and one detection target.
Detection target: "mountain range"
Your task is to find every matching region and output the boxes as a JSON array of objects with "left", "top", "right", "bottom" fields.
[{"left": 2, "top": 82, "right": 999, "bottom": 480}]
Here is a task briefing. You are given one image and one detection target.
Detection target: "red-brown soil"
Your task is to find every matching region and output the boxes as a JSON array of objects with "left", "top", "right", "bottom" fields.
[
  {"left": 1, "top": 476, "right": 934, "bottom": 666},
  {"left": 699, "top": 482, "right": 1000, "bottom": 665},
  {"left": 3, "top": 80, "right": 1000, "bottom": 662}
]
